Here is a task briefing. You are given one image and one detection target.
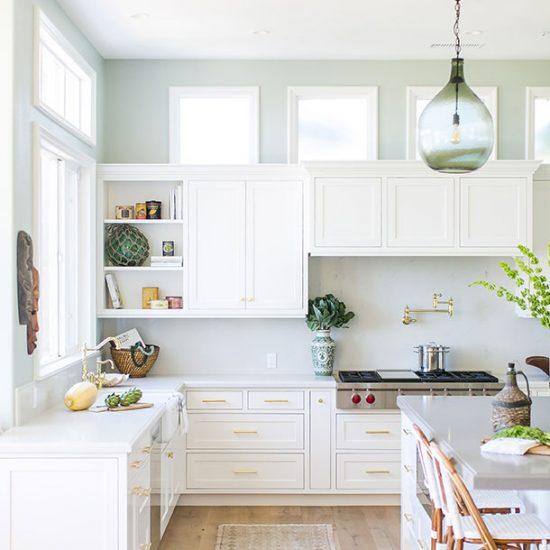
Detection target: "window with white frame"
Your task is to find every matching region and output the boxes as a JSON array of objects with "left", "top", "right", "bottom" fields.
[
  {"left": 406, "top": 86, "right": 498, "bottom": 160},
  {"left": 526, "top": 87, "right": 550, "bottom": 162},
  {"left": 287, "top": 87, "right": 378, "bottom": 162},
  {"left": 169, "top": 87, "right": 259, "bottom": 164},
  {"left": 35, "top": 8, "right": 96, "bottom": 144},
  {"left": 36, "top": 128, "right": 94, "bottom": 377}
]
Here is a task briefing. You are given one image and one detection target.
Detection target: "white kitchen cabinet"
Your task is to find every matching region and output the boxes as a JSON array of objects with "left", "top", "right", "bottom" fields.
[
  {"left": 246, "top": 181, "right": 303, "bottom": 310},
  {"left": 188, "top": 180, "right": 246, "bottom": 310},
  {"left": 187, "top": 178, "right": 305, "bottom": 314},
  {"left": 387, "top": 177, "right": 454, "bottom": 247},
  {"left": 310, "top": 390, "right": 332, "bottom": 490},
  {"left": 313, "top": 177, "right": 382, "bottom": 247},
  {"left": 460, "top": 177, "right": 528, "bottom": 247},
  {"left": 0, "top": 458, "right": 119, "bottom": 550}
]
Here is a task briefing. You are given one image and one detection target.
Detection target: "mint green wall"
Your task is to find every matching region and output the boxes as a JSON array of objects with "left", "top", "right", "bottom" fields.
[
  {"left": 104, "top": 59, "right": 550, "bottom": 163},
  {"left": 11, "top": 0, "right": 105, "bottom": 394}
]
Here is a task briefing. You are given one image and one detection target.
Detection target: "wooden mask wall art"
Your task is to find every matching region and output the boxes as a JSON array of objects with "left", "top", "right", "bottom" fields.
[{"left": 17, "top": 231, "right": 40, "bottom": 355}]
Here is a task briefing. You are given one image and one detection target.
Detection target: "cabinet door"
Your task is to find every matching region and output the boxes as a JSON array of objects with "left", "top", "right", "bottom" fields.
[
  {"left": 387, "top": 177, "right": 454, "bottom": 247},
  {"left": 314, "top": 177, "right": 382, "bottom": 247},
  {"left": 460, "top": 177, "right": 527, "bottom": 247},
  {"left": 310, "top": 390, "right": 332, "bottom": 490},
  {"left": 0, "top": 458, "right": 118, "bottom": 550},
  {"left": 245, "top": 181, "right": 303, "bottom": 310},
  {"left": 188, "top": 181, "right": 246, "bottom": 309}
]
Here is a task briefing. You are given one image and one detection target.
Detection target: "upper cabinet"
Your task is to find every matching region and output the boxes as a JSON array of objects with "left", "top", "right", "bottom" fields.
[{"left": 306, "top": 161, "right": 539, "bottom": 256}]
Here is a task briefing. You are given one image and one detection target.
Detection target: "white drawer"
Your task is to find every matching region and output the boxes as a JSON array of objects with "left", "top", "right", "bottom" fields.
[
  {"left": 128, "top": 429, "right": 153, "bottom": 472},
  {"left": 187, "top": 453, "right": 304, "bottom": 490},
  {"left": 187, "top": 390, "right": 243, "bottom": 410},
  {"left": 248, "top": 390, "right": 304, "bottom": 410},
  {"left": 186, "top": 413, "right": 304, "bottom": 450},
  {"left": 337, "top": 413, "right": 401, "bottom": 450},
  {"left": 336, "top": 452, "right": 401, "bottom": 491}
]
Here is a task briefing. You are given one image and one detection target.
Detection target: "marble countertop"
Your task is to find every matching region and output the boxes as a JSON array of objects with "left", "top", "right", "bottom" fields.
[
  {"left": 397, "top": 395, "right": 550, "bottom": 490},
  {"left": 176, "top": 372, "right": 336, "bottom": 388}
]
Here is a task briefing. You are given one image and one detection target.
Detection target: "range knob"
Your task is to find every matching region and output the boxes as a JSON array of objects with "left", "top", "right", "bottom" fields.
[
  {"left": 365, "top": 393, "right": 376, "bottom": 405},
  {"left": 351, "top": 393, "right": 361, "bottom": 405}
]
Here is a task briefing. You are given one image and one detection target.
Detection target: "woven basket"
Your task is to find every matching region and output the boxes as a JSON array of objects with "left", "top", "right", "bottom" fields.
[{"left": 110, "top": 345, "right": 159, "bottom": 378}]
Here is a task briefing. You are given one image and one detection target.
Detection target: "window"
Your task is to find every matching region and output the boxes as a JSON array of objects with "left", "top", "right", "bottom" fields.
[
  {"left": 35, "top": 8, "right": 96, "bottom": 144},
  {"left": 526, "top": 87, "right": 550, "bottom": 162},
  {"left": 35, "top": 127, "right": 94, "bottom": 378},
  {"left": 287, "top": 87, "right": 378, "bottom": 162},
  {"left": 169, "top": 87, "right": 259, "bottom": 164},
  {"left": 406, "top": 86, "right": 498, "bottom": 160}
]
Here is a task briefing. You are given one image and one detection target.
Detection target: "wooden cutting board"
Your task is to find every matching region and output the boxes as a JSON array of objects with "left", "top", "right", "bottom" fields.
[
  {"left": 482, "top": 438, "right": 550, "bottom": 455},
  {"left": 90, "top": 403, "right": 154, "bottom": 413}
]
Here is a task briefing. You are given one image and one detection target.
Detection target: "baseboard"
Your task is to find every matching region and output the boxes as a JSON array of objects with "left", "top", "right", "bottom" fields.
[{"left": 177, "top": 493, "right": 400, "bottom": 506}]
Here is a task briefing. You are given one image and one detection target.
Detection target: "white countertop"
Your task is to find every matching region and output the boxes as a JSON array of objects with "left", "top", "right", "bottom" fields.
[
  {"left": 398, "top": 395, "right": 550, "bottom": 490},
  {"left": 177, "top": 372, "right": 336, "bottom": 388}
]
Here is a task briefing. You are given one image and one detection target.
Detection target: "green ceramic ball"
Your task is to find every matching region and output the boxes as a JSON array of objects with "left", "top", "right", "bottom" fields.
[{"left": 105, "top": 224, "right": 150, "bottom": 266}]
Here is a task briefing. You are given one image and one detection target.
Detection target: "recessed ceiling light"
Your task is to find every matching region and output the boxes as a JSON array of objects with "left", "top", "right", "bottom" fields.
[
  {"left": 465, "top": 29, "right": 484, "bottom": 36},
  {"left": 131, "top": 12, "right": 150, "bottom": 20},
  {"left": 252, "top": 29, "right": 271, "bottom": 36}
]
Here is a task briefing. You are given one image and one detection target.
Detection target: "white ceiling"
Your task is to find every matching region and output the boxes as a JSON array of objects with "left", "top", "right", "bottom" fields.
[{"left": 58, "top": 0, "right": 550, "bottom": 60}]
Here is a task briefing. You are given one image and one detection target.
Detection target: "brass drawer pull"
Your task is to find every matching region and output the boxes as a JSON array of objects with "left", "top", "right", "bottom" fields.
[
  {"left": 233, "top": 468, "right": 258, "bottom": 474},
  {"left": 233, "top": 429, "right": 258, "bottom": 434},
  {"left": 365, "top": 469, "right": 390, "bottom": 475},
  {"left": 130, "top": 460, "right": 143, "bottom": 469},
  {"left": 365, "top": 429, "right": 390, "bottom": 434},
  {"left": 402, "top": 428, "right": 412, "bottom": 435},
  {"left": 404, "top": 513, "right": 413, "bottom": 523},
  {"left": 403, "top": 464, "right": 412, "bottom": 473},
  {"left": 141, "top": 446, "right": 152, "bottom": 454},
  {"left": 202, "top": 399, "right": 227, "bottom": 403},
  {"left": 131, "top": 485, "right": 151, "bottom": 497},
  {"left": 264, "top": 399, "right": 289, "bottom": 403},
  {"left": 167, "top": 451, "right": 174, "bottom": 459}
]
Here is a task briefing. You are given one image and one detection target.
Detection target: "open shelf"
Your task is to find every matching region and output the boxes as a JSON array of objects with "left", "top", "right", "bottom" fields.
[
  {"left": 98, "top": 308, "right": 185, "bottom": 318},
  {"left": 103, "top": 266, "right": 184, "bottom": 272},
  {"left": 104, "top": 219, "right": 184, "bottom": 225}
]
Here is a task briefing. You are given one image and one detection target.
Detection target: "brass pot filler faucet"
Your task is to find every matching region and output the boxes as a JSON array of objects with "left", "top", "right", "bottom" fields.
[{"left": 402, "top": 293, "right": 454, "bottom": 325}]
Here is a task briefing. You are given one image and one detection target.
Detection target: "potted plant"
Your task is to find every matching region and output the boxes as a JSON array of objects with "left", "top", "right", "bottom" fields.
[
  {"left": 470, "top": 244, "right": 550, "bottom": 329},
  {"left": 306, "top": 294, "right": 355, "bottom": 376}
]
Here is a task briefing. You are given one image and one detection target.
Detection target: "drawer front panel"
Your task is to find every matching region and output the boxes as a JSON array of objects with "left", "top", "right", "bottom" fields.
[
  {"left": 186, "top": 413, "right": 304, "bottom": 449},
  {"left": 248, "top": 391, "right": 304, "bottom": 410},
  {"left": 336, "top": 453, "right": 401, "bottom": 491},
  {"left": 128, "top": 429, "right": 153, "bottom": 472},
  {"left": 337, "top": 413, "right": 401, "bottom": 450},
  {"left": 187, "top": 453, "right": 304, "bottom": 490},
  {"left": 187, "top": 390, "right": 243, "bottom": 410}
]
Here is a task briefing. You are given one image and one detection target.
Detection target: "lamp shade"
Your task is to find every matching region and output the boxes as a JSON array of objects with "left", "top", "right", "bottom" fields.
[{"left": 418, "top": 58, "right": 494, "bottom": 173}]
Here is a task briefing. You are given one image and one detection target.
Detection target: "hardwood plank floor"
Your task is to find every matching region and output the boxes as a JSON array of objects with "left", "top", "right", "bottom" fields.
[{"left": 160, "top": 506, "right": 401, "bottom": 549}]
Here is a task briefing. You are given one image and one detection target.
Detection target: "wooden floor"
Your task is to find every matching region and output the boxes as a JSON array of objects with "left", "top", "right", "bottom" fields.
[{"left": 160, "top": 506, "right": 401, "bottom": 549}]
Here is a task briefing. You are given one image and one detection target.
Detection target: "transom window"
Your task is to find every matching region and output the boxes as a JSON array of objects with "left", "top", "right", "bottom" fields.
[
  {"left": 35, "top": 8, "right": 96, "bottom": 144},
  {"left": 287, "top": 87, "right": 378, "bottom": 162},
  {"left": 169, "top": 87, "right": 259, "bottom": 164},
  {"left": 526, "top": 87, "right": 550, "bottom": 162},
  {"left": 35, "top": 128, "right": 94, "bottom": 378},
  {"left": 406, "top": 86, "right": 498, "bottom": 160}
]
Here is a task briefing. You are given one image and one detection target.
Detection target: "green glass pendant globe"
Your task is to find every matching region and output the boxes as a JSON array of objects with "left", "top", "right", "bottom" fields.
[{"left": 418, "top": 58, "right": 494, "bottom": 173}]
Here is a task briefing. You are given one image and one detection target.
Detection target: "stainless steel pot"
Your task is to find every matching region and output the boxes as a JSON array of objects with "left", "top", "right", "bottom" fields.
[{"left": 414, "top": 343, "right": 450, "bottom": 372}]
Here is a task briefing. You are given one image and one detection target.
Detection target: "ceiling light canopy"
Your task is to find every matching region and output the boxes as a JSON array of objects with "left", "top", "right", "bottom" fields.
[{"left": 418, "top": 0, "right": 494, "bottom": 173}]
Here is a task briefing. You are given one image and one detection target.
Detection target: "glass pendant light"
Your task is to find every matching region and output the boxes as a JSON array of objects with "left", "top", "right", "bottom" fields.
[{"left": 418, "top": 0, "right": 494, "bottom": 173}]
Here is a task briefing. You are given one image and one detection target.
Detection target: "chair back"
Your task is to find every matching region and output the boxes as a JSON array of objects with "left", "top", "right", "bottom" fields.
[
  {"left": 429, "top": 441, "right": 497, "bottom": 550},
  {"left": 411, "top": 424, "right": 442, "bottom": 510}
]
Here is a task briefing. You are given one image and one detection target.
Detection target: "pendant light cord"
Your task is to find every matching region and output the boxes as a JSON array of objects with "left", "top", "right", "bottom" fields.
[{"left": 453, "top": 0, "right": 461, "bottom": 124}]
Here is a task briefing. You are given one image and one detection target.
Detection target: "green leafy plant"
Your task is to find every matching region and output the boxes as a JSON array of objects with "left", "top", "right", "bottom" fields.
[
  {"left": 470, "top": 245, "right": 550, "bottom": 329},
  {"left": 492, "top": 425, "right": 550, "bottom": 446},
  {"left": 306, "top": 294, "right": 355, "bottom": 331}
]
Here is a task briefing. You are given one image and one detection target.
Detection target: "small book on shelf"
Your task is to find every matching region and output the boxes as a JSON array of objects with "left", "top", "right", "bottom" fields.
[{"left": 105, "top": 273, "right": 123, "bottom": 309}]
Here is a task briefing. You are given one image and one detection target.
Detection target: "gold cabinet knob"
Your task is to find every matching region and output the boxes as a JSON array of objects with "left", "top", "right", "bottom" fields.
[
  {"left": 167, "top": 451, "right": 174, "bottom": 459},
  {"left": 317, "top": 398, "right": 324, "bottom": 404},
  {"left": 247, "top": 297, "right": 255, "bottom": 302}
]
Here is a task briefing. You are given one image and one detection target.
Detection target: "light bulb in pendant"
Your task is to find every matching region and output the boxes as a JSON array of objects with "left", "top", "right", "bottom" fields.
[{"left": 450, "top": 113, "right": 461, "bottom": 145}]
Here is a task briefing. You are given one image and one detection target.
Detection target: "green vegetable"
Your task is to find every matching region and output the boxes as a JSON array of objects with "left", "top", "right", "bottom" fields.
[
  {"left": 492, "top": 425, "right": 550, "bottom": 446},
  {"left": 119, "top": 387, "right": 142, "bottom": 407},
  {"left": 306, "top": 294, "right": 355, "bottom": 331},
  {"left": 104, "top": 393, "right": 121, "bottom": 408}
]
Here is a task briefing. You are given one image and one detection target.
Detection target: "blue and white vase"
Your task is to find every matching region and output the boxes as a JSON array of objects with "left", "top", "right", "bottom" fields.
[{"left": 311, "top": 329, "right": 336, "bottom": 376}]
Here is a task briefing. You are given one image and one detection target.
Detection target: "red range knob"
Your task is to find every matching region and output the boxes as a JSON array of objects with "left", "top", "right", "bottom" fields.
[
  {"left": 351, "top": 393, "right": 361, "bottom": 404},
  {"left": 365, "top": 393, "right": 376, "bottom": 405}
]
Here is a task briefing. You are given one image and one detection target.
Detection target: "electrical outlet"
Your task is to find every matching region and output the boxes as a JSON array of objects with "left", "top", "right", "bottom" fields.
[{"left": 266, "top": 353, "right": 277, "bottom": 369}]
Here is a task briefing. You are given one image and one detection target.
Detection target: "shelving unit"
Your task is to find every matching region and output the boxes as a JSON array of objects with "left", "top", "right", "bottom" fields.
[{"left": 98, "top": 168, "right": 186, "bottom": 317}]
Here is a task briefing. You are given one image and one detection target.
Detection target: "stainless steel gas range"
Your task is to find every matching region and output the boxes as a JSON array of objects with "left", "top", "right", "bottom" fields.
[{"left": 335, "top": 370, "right": 503, "bottom": 410}]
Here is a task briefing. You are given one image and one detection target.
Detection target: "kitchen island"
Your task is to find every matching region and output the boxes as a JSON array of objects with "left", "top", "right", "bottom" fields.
[{"left": 397, "top": 396, "right": 550, "bottom": 549}]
